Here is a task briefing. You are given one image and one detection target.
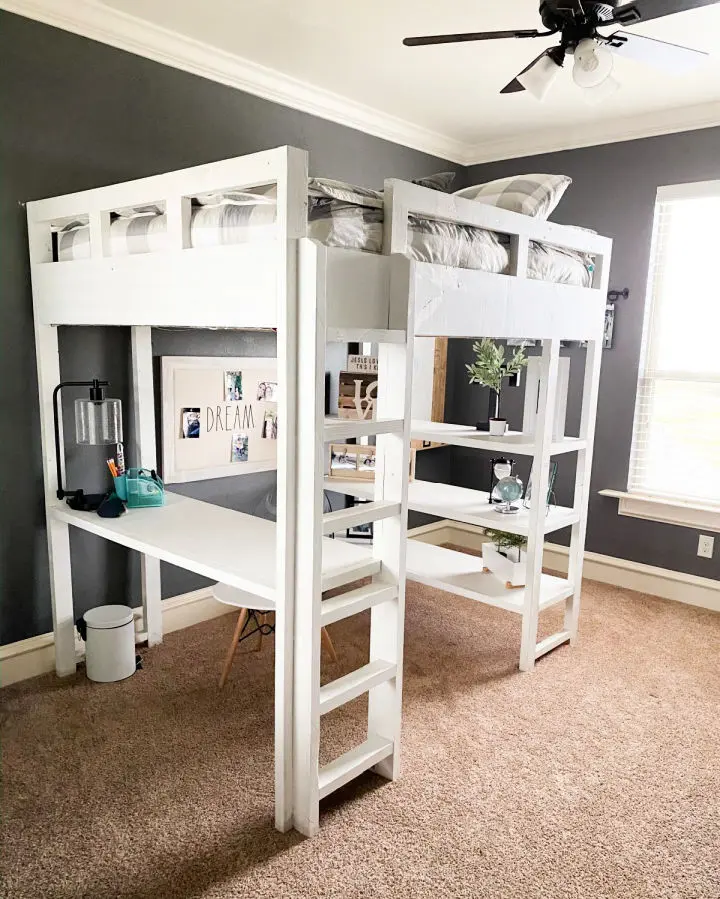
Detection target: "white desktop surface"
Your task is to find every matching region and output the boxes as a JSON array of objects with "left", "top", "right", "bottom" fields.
[{"left": 51, "top": 492, "right": 374, "bottom": 601}]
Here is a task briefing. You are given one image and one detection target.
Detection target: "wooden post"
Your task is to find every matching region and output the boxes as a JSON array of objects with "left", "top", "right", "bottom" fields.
[
  {"left": 368, "top": 255, "right": 413, "bottom": 779},
  {"left": 519, "top": 338, "right": 560, "bottom": 672},
  {"left": 275, "top": 146, "right": 308, "bottom": 834},
  {"left": 131, "top": 326, "right": 162, "bottom": 647},
  {"left": 292, "top": 238, "right": 325, "bottom": 838}
]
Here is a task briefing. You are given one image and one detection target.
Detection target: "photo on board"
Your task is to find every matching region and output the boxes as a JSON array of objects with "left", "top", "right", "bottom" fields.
[
  {"left": 225, "top": 371, "right": 243, "bottom": 403},
  {"left": 257, "top": 381, "right": 278, "bottom": 402},
  {"left": 262, "top": 409, "right": 278, "bottom": 440},
  {"left": 181, "top": 408, "right": 201, "bottom": 439},
  {"left": 230, "top": 431, "right": 249, "bottom": 463}
]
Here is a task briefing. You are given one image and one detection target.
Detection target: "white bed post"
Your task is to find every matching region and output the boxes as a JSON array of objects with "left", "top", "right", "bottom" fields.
[
  {"left": 565, "top": 255, "right": 609, "bottom": 641},
  {"left": 519, "top": 338, "right": 561, "bottom": 673},
  {"left": 130, "top": 326, "right": 162, "bottom": 646},
  {"left": 292, "top": 239, "right": 326, "bottom": 838},
  {"left": 368, "top": 255, "right": 413, "bottom": 780},
  {"left": 28, "top": 212, "right": 77, "bottom": 676},
  {"left": 274, "top": 146, "right": 308, "bottom": 833}
]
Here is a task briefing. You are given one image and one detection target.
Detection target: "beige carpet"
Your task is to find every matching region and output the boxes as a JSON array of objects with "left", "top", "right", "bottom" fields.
[{"left": 2, "top": 570, "right": 719, "bottom": 899}]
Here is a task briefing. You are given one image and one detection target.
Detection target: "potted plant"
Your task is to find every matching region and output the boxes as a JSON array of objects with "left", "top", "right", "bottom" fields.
[
  {"left": 482, "top": 528, "right": 528, "bottom": 589},
  {"left": 466, "top": 339, "right": 528, "bottom": 436}
]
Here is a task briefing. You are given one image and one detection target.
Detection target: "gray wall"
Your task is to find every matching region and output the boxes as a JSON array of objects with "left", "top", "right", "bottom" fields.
[
  {"left": 447, "top": 127, "right": 720, "bottom": 580},
  {"left": 0, "top": 10, "right": 459, "bottom": 644}
]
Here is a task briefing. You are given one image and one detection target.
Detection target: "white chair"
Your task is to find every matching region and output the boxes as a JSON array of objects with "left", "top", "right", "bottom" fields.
[{"left": 213, "top": 583, "right": 338, "bottom": 688}]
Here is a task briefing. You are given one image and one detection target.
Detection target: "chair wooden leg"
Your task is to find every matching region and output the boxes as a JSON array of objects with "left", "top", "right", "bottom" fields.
[
  {"left": 321, "top": 626, "right": 338, "bottom": 663},
  {"left": 219, "top": 608, "right": 249, "bottom": 688},
  {"left": 253, "top": 612, "right": 264, "bottom": 652}
]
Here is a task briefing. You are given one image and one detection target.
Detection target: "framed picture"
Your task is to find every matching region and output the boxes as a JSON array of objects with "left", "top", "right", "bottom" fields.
[
  {"left": 523, "top": 461, "right": 559, "bottom": 510},
  {"left": 162, "top": 356, "right": 277, "bottom": 484},
  {"left": 327, "top": 444, "right": 417, "bottom": 482},
  {"left": 347, "top": 499, "right": 374, "bottom": 540}
]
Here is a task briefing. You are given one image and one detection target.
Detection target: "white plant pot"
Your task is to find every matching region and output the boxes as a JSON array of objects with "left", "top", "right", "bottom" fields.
[
  {"left": 488, "top": 419, "right": 507, "bottom": 436},
  {"left": 482, "top": 542, "right": 527, "bottom": 588}
]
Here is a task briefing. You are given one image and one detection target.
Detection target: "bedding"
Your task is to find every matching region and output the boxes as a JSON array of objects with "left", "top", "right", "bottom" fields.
[
  {"left": 55, "top": 174, "right": 592, "bottom": 287},
  {"left": 454, "top": 174, "right": 572, "bottom": 219}
]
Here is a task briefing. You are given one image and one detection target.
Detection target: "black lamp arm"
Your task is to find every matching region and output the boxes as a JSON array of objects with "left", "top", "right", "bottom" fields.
[{"left": 52, "top": 380, "right": 109, "bottom": 500}]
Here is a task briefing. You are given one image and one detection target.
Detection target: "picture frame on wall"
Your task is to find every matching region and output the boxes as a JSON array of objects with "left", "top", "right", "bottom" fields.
[{"left": 161, "top": 356, "right": 277, "bottom": 484}]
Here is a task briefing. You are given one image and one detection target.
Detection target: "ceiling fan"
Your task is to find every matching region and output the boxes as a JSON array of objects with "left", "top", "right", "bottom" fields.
[{"left": 403, "top": 0, "right": 717, "bottom": 103}]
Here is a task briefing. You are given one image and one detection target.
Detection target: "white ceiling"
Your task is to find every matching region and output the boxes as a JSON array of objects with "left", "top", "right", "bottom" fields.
[{"left": 7, "top": 0, "right": 720, "bottom": 162}]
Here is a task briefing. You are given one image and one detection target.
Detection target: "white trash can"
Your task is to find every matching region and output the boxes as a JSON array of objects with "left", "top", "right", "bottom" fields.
[{"left": 83, "top": 605, "right": 136, "bottom": 683}]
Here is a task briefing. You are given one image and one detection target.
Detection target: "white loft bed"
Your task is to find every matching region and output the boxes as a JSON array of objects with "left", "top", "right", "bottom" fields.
[
  {"left": 333, "top": 178, "right": 613, "bottom": 672},
  {"left": 28, "top": 145, "right": 610, "bottom": 839}
]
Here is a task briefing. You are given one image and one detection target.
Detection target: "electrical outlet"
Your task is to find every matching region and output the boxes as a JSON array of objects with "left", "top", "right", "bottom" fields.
[{"left": 697, "top": 535, "right": 714, "bottom": 559}]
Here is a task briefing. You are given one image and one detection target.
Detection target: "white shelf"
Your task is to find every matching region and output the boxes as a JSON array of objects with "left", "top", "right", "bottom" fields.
[
  {"left": 324, "top": 416, "right": 404, "bottom": 442},
  {"left": 405, "top": 540, "right": 573, "bottom": 615},
  {"left": 411, "top": 420, "right": 586, "bottom": 457},
  {"left": 324, "top": 478, "right": 578, "bottom": 537},
  {"left": 51, "top": 492, "right": 378, "bottom": 601}
]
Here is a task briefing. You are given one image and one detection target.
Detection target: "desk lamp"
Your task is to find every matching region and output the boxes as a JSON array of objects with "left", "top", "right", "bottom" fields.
[{"left": 53, "top": 379, "right": 123, "bottom": 511}]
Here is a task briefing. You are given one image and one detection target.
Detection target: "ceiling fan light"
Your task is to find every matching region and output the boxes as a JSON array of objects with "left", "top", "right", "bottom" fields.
[
  {"left": 573, "top": 38, "right": 614, "bottom": 89},
  {"left": 580, "top": 74, "right": 621, "bottom": 106},
  {"left": 517, "top": 54, "right": 562, "bottom": 101}
]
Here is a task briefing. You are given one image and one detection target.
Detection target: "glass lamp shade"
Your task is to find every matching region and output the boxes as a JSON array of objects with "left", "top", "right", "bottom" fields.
[{"left": 74, "top": 397, "right": 123, "bottom": 445}]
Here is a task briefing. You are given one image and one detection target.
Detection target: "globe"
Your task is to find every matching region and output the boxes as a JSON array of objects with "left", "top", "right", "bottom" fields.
[
  {"left": 495, "top": 476, "right": 523, "bottom": 503},
  {"left": 493, "top": 475, "right": 524, "bottom": 514}
]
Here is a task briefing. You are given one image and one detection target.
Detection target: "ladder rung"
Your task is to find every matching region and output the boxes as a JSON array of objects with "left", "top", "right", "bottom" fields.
[
  {"left": 321, "top": 558, "right": 381, "bottom": 593},
  {"left": 323, "top": 416, "right": 404, "bottom": 442},
  {"left": 322, "top": 501, "right": 401, "bottom": 536},
  {"left": 318, "top": 734, "right": 394, "bottom": 800},
  {"left": 320, "top": 582, "right": 397, "bottom": 627},
  {"left": 326, "top": 328, "right": 406, "bottom": 345},
  {"left": 319, "top": 660, "right": 396, "bottom": 716},
  {"left": 535, "top": 630, "right": 571, "bottom": 660}
]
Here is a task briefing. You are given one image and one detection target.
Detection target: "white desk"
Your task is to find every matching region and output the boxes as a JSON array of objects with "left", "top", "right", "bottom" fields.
[{"left": 51, "top": 492, "right": 379, "bottom": 670}]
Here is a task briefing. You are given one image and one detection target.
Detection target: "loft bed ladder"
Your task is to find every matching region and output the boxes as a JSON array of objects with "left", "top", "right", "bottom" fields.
[{"left": 292, "top": 244, "right": 414, "bottom": 837}]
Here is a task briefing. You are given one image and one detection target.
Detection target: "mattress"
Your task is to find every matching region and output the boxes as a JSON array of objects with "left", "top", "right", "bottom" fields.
[{"left": 55, "top": 186, "right": 593, "bottom": 288}]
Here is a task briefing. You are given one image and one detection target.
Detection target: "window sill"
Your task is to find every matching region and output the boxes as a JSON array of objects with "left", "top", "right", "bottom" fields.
[{"left": 599, "top": 490, "right": 720, "bottom": 533}]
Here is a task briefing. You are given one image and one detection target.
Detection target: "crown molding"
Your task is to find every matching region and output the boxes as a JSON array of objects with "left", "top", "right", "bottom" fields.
[
  {"left": 0, "top": 0, "right": 468, "bottom": 164},
  {"left": 3, "top": 0, "right": 719, "bottom": 169},
  {"left": 463, "top": 101, "right": 720, "bottom": 166}
]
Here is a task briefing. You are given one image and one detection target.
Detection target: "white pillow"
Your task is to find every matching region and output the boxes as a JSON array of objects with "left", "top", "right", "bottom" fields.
[{"left": 454, "top": 174, "right": 572, "bottom": 219}]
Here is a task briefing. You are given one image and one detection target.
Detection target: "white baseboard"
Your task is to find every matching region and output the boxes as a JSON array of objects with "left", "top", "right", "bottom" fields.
[
  {"left": 4, "top": 523, "right": 717, "bottom": 687},
  {"left": 412, "top": 520, "right": 720, "bottom": 614},
  {"left": 0, "top": 586, "right": 227, "bottom": 688}
]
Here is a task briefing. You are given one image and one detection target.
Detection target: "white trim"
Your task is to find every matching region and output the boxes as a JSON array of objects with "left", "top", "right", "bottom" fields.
[
  {"left": 600, "top": 489, "right": 720, "bottom": 534},
  {"left": 657, "top": 179, "right": 720, "bottom": 201},
  {"left": 4, "top": 0, "right": 720, "bottom": 166},
  {"left": 462, "top": 102, "right": 720, "bottom": 165},
  {"left": 0, "top": 0, "right": 466, "bottom": 164},
  {"left": 410, "top": 519, "right": 720, "bottom": 614},
  {"left": 0, "top": 586, "right": 229, "bottom": 688}
]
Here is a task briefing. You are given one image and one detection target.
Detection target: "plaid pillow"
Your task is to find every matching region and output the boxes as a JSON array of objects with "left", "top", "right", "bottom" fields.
[
  {"left": 412, "top": 171, "right": 456, "bottom": 192},
  {"left": 454, "top": 174, "right": 571, "bottom": 219}
]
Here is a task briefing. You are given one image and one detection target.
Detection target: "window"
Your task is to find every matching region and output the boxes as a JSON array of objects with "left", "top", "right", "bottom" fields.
[{"left": 627, "top": 181, "right": 720, "bottom": 509}]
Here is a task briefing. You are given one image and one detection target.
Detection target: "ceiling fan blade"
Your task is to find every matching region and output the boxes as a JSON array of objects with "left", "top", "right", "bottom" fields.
[
  {"left": 605, "top": 31, "right": 709, "bottom": 72},
  {"left": 611, "top": 0, "right": 720, "bottom": 26},
  {"left": 403, "top": 29, "right": 543, "bottom": 47},
  {"left": 500, "top": 51, "right": 550, "bottom": 94}
]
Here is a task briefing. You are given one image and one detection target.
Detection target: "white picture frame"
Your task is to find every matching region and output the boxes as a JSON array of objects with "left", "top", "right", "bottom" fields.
[{"left": 161, "top": 356, "right": 277, "bottom": 484}]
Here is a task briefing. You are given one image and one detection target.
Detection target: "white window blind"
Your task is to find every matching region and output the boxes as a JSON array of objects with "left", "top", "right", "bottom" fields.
[{"left": 628, "top": 181, "right": 720, "bottom": 508}]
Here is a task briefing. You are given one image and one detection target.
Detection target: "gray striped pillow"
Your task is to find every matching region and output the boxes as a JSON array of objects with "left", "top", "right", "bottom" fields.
[{"left": 454, "top": 174, "right": 571, "bottom": 219}]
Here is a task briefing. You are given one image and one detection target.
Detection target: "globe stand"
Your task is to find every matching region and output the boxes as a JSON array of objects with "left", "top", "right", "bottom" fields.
[{"left": 495, "top": 502, "right": 520, "bottom": 515}]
